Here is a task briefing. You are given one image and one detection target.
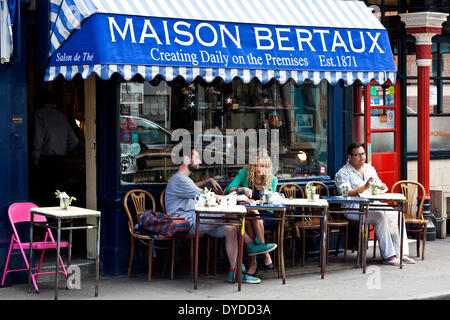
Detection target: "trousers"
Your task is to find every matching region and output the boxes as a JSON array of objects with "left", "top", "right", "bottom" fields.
[
  {"left": 346, "top": 211, "right": 397, "bottom": 260},
  {"left": 384, "top": 211, "right": 410, "bottom": 257}
]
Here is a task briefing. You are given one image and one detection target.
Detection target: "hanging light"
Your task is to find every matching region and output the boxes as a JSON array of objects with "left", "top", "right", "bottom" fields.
[{"left": 297, "top": 151, "right": 307, "bottom": 162}]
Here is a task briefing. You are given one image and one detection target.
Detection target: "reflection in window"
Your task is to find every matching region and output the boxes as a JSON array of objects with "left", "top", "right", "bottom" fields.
[
  {"left": 119, "top": 78, "right": 328, "bottom": 185},
  {"left": 406, "top": 81, "right": 417, "bottom": 114},
  {"left": 371, "top": 132, "right": 395, "bottom": 153}
]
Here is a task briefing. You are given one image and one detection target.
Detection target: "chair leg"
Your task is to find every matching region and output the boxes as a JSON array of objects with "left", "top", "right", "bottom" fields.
[
  {"left": 416, "top": 232, "right": 421, "bottom": 257},
  {"left": 213, "top": 238, "right": 218, "bottom": 276},
  {"left": 17, "top": 245, "right": 39, "bottom": 292},
  {"left": 373, "top": 235, "right": 377, "bottom": 258},
  {"left": 335, "top": 232, "right": 341, "bottom": 257},
  {"left": 352, "top": 227, "right": 356, "bottom": 253},
  {"left": 1, "top": 239, "right": 14, "bottom": 286},
  {"left": 291, "top": 237, "right": 295, "bottom": 267},
  {"left": 301, "top": 230, "right": 306, "bottom": 267},
  {"left": 326, "top": 228, "right": 330, "bottom": 264},
  {"left": 171, "top": 239, "right": 175, "bottom": 280},
  {"left": 148, "top": 243, "right": 153, "bottom": 282},
  {"left": 35, "top": 249, "right": 46, "bottom": 281},
  {"left": 162, "top": 245, "right": 170, "bottom": 277},
  {"left": 128, "top": 238, "right": 135, "bottom": 278},
  {"left": 344, "top": 226, "right": 348, "bottom": 262},
  {"left": 190, "top": 238, "right": 194, "bottom": 280},
  {"left": 206, "top": 236, "right": 210, "bottom": 276},
  {"left": 422, "top": 226, "right": 427, "bottom": 260}
]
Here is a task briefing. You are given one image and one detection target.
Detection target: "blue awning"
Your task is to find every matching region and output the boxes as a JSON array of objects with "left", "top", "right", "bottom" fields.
[{"left": 45, "top": 0, "right": 397, "bottom": 85}]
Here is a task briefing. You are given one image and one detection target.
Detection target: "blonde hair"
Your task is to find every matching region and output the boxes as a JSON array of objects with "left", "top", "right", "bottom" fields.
[{"left": 247, "top": 151, "right": 273, "bottom": 189}]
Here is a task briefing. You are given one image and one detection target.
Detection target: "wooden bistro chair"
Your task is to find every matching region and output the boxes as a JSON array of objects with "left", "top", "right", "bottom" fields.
[
  {"left": 123, "top": 189, "right": 175, "bottom": 281},
  {"left": 160, "top": 189, "right": 218, "bottom": 277},
  {"left": 278, "top": 183, "right": 305, "bottom": 267},
  {"left": 391, "top": 180, "right": 427, "bottom": 260},
  {"left": 296, "top": 182, "right": 348, "bottom": 266}
]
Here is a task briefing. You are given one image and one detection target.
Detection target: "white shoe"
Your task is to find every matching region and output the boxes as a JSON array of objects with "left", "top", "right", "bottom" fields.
[{"left": 402, "top": 256, "right": 416, "bottom": 264}]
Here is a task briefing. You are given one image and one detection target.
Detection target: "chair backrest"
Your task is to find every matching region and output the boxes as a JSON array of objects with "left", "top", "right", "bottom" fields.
[
  {"left": 123, "top": 189, "right": 156, "bottom": 235},
  {"left": 278, "top": 183, "right": 305, "bottom": 199},
  {"left": 333, "top": 183, "right": 338, "bottom": 196},
  {"left": 8, "top": 202, "right": 46, "bottom": 224},
  {"left": 304, "top": 181, "right": 330, "bottom": 224},
  {"left": 391, "top": 180, "right": 425, "bottom": 220},
  {"left": 306, "top": 181, "right": 330, "bottom": 196},
  {"left": 8, "top": 202, "right": 52, "bottom": 243},
  {"left": 278, "top": 183, "right": 309, "bottom": 224},
  {"left": 160, "top": 189, "right": 166, "bottom": 213}
]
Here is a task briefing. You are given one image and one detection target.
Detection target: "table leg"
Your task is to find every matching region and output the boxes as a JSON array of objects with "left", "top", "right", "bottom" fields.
[
  {"left": 194, "top": 212, "right": 200, "bottom": 290},
  {"left": 362, "top": 205, "right": 369, "bottom": 274},
  {"left": 321, "top": 208, "right": 327, "bottom": 279},
  {"left": 277, "top": 215, "right": 281, "bottom": 278},
  {"left": 237, "top": 216, "right": 245, "bottom": 292},
  {"left": 95, "top": 216, "right": 101, "bottom": 297},
  {"left": 399, "top": 203, "right": 404, "bottom": 269},
  {"left": 357, "top": 213, "right": 363, "bottom": 269},
  {"left": 68, "top": 220, "right": 73, "bottom": 267},
  {"left": 280, "top": 210, "right": 286, "bottom": 285},
  {"left": 28, "top": 212, "right": 34, "bottom": 294},
  {"left": 55, "top": 218, "right": 61, "bottom": 300}
]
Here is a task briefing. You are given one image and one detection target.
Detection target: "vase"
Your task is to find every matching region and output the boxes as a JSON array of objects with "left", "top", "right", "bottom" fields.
[{"left": 60, "top": 198, "right": 69, "bottom": 210}]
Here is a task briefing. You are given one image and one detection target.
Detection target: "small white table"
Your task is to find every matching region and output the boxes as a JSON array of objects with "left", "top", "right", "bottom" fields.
[
  {"left": 194, "top": 205, "right": 247, "bottom": 291},
  {"left": 359, "top": 192, "right": 407, "bottom": 268},
  {"left": 29, "top": 206, "right": 101, "bottom": 300}
]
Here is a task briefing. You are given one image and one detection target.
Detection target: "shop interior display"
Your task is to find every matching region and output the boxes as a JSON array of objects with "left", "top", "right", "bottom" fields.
[{"left": 119, "top": 78, "right": 329, "bottom": 185}]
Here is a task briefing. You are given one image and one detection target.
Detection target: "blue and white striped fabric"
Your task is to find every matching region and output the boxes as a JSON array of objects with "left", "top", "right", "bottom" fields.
[
  {"left": 45, "top": 64, "right": 396, "bottom": 86},
  {"left": 46, "top": 0, "right": 396, "bottom": 85}
]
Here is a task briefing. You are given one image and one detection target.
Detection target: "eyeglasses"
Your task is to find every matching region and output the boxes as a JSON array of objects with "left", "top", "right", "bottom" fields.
[
  {"left": 255, "top": 164, "right": 271, "bottom": 168},
  {"left": 351, "top": 152, "right": 366, "bottom": 158}
]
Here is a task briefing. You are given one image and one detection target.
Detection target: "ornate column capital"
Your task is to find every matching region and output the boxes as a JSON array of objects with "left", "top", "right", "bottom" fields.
[{"left": 399, "top": 11, "right": 448, "bottom": 31}]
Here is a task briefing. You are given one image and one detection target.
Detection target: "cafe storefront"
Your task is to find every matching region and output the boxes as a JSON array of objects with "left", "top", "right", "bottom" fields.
[{"left": 44, "top": 0, "right": 396, "bottom": 275}]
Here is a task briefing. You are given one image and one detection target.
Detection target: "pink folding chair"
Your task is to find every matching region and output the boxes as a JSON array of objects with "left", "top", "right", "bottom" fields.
[{"left": 1, "top": 202, "right": 69, "bottom": 293}]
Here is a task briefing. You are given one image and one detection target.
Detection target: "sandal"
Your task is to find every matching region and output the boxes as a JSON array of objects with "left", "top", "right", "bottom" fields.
[
  {"left": 382, "top": 257, "right": 400, "bottom": 266},
  {"left": 402, "top": 256, "right": 416, "bottom": 264}
]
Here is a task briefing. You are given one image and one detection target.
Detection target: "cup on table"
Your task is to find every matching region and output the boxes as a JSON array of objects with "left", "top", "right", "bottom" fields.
[
  {"left": 227, "top": 195, "right": 237, "bottom": 206},
  {"left": 195, "top": 194, "right": 206, "bottom": 206},
  {"left": 371, "top": 184, "right": 378, "bottom": 195},
  {"left": 340, "top": 183, "right": 350, "bottom": 197}
]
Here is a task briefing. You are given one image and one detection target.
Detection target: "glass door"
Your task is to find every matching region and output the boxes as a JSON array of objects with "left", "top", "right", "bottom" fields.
[{"left": 364, "top": 80, "right": 401, "bottom": 190}]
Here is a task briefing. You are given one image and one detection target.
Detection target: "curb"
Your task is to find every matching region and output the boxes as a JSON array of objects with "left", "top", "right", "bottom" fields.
[{"left": 411, "top": 291, "right": 450, "bottom": 300}]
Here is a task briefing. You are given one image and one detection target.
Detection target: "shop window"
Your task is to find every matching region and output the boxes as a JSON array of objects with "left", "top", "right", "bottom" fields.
[
  {"left": 406, "top": 80, "right": 417, "bottom": 115},
  {"left": 119, "top": 78, "right": 328, "bottom": 185},
  {"left": 441, "top": 43, "right": 450, "bottom": 77},
  {"left": 443, "top": 82, "right": 450, "bottom": 114}
]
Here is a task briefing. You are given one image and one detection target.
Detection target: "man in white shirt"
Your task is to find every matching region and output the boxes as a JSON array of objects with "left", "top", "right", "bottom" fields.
[{"left": 335, "top": 142, "right": 415, "bottom": 265}]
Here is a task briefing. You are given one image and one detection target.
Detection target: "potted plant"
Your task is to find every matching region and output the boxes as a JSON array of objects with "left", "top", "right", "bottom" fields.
[{"left": 55, "top": 190, "right": 76, "bottom": 209}]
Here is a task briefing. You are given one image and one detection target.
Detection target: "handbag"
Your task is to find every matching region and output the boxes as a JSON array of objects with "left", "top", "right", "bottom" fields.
[{"left": 137, "top": 210, "right": 190, "bottom": 238}]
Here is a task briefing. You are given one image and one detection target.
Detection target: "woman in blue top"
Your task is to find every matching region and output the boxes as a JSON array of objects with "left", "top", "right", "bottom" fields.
[{"left": 224, "top": 151, "right": 278, "bottom": 276}]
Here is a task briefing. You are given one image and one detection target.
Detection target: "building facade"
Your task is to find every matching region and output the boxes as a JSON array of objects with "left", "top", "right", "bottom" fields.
[{"left": 0, "top": 0, "right": 448, "bottom": 281}]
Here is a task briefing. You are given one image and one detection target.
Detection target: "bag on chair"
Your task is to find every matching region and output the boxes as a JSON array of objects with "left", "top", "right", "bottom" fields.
[{"left": 137, "top": 210, "right": 190, "bottom": 238}]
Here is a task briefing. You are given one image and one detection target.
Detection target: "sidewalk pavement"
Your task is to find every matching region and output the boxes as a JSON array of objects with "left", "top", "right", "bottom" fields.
[{"left": 0, "top": 237, "right": 449, "bottom": 300}]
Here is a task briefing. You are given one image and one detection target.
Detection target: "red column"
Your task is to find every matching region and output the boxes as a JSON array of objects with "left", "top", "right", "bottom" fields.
[
  {"left": 400, "top": 12, "right": 449, "bottom": 241},
  {"left": 416, "top": 43, "right": 432, "bottom": 199}
]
